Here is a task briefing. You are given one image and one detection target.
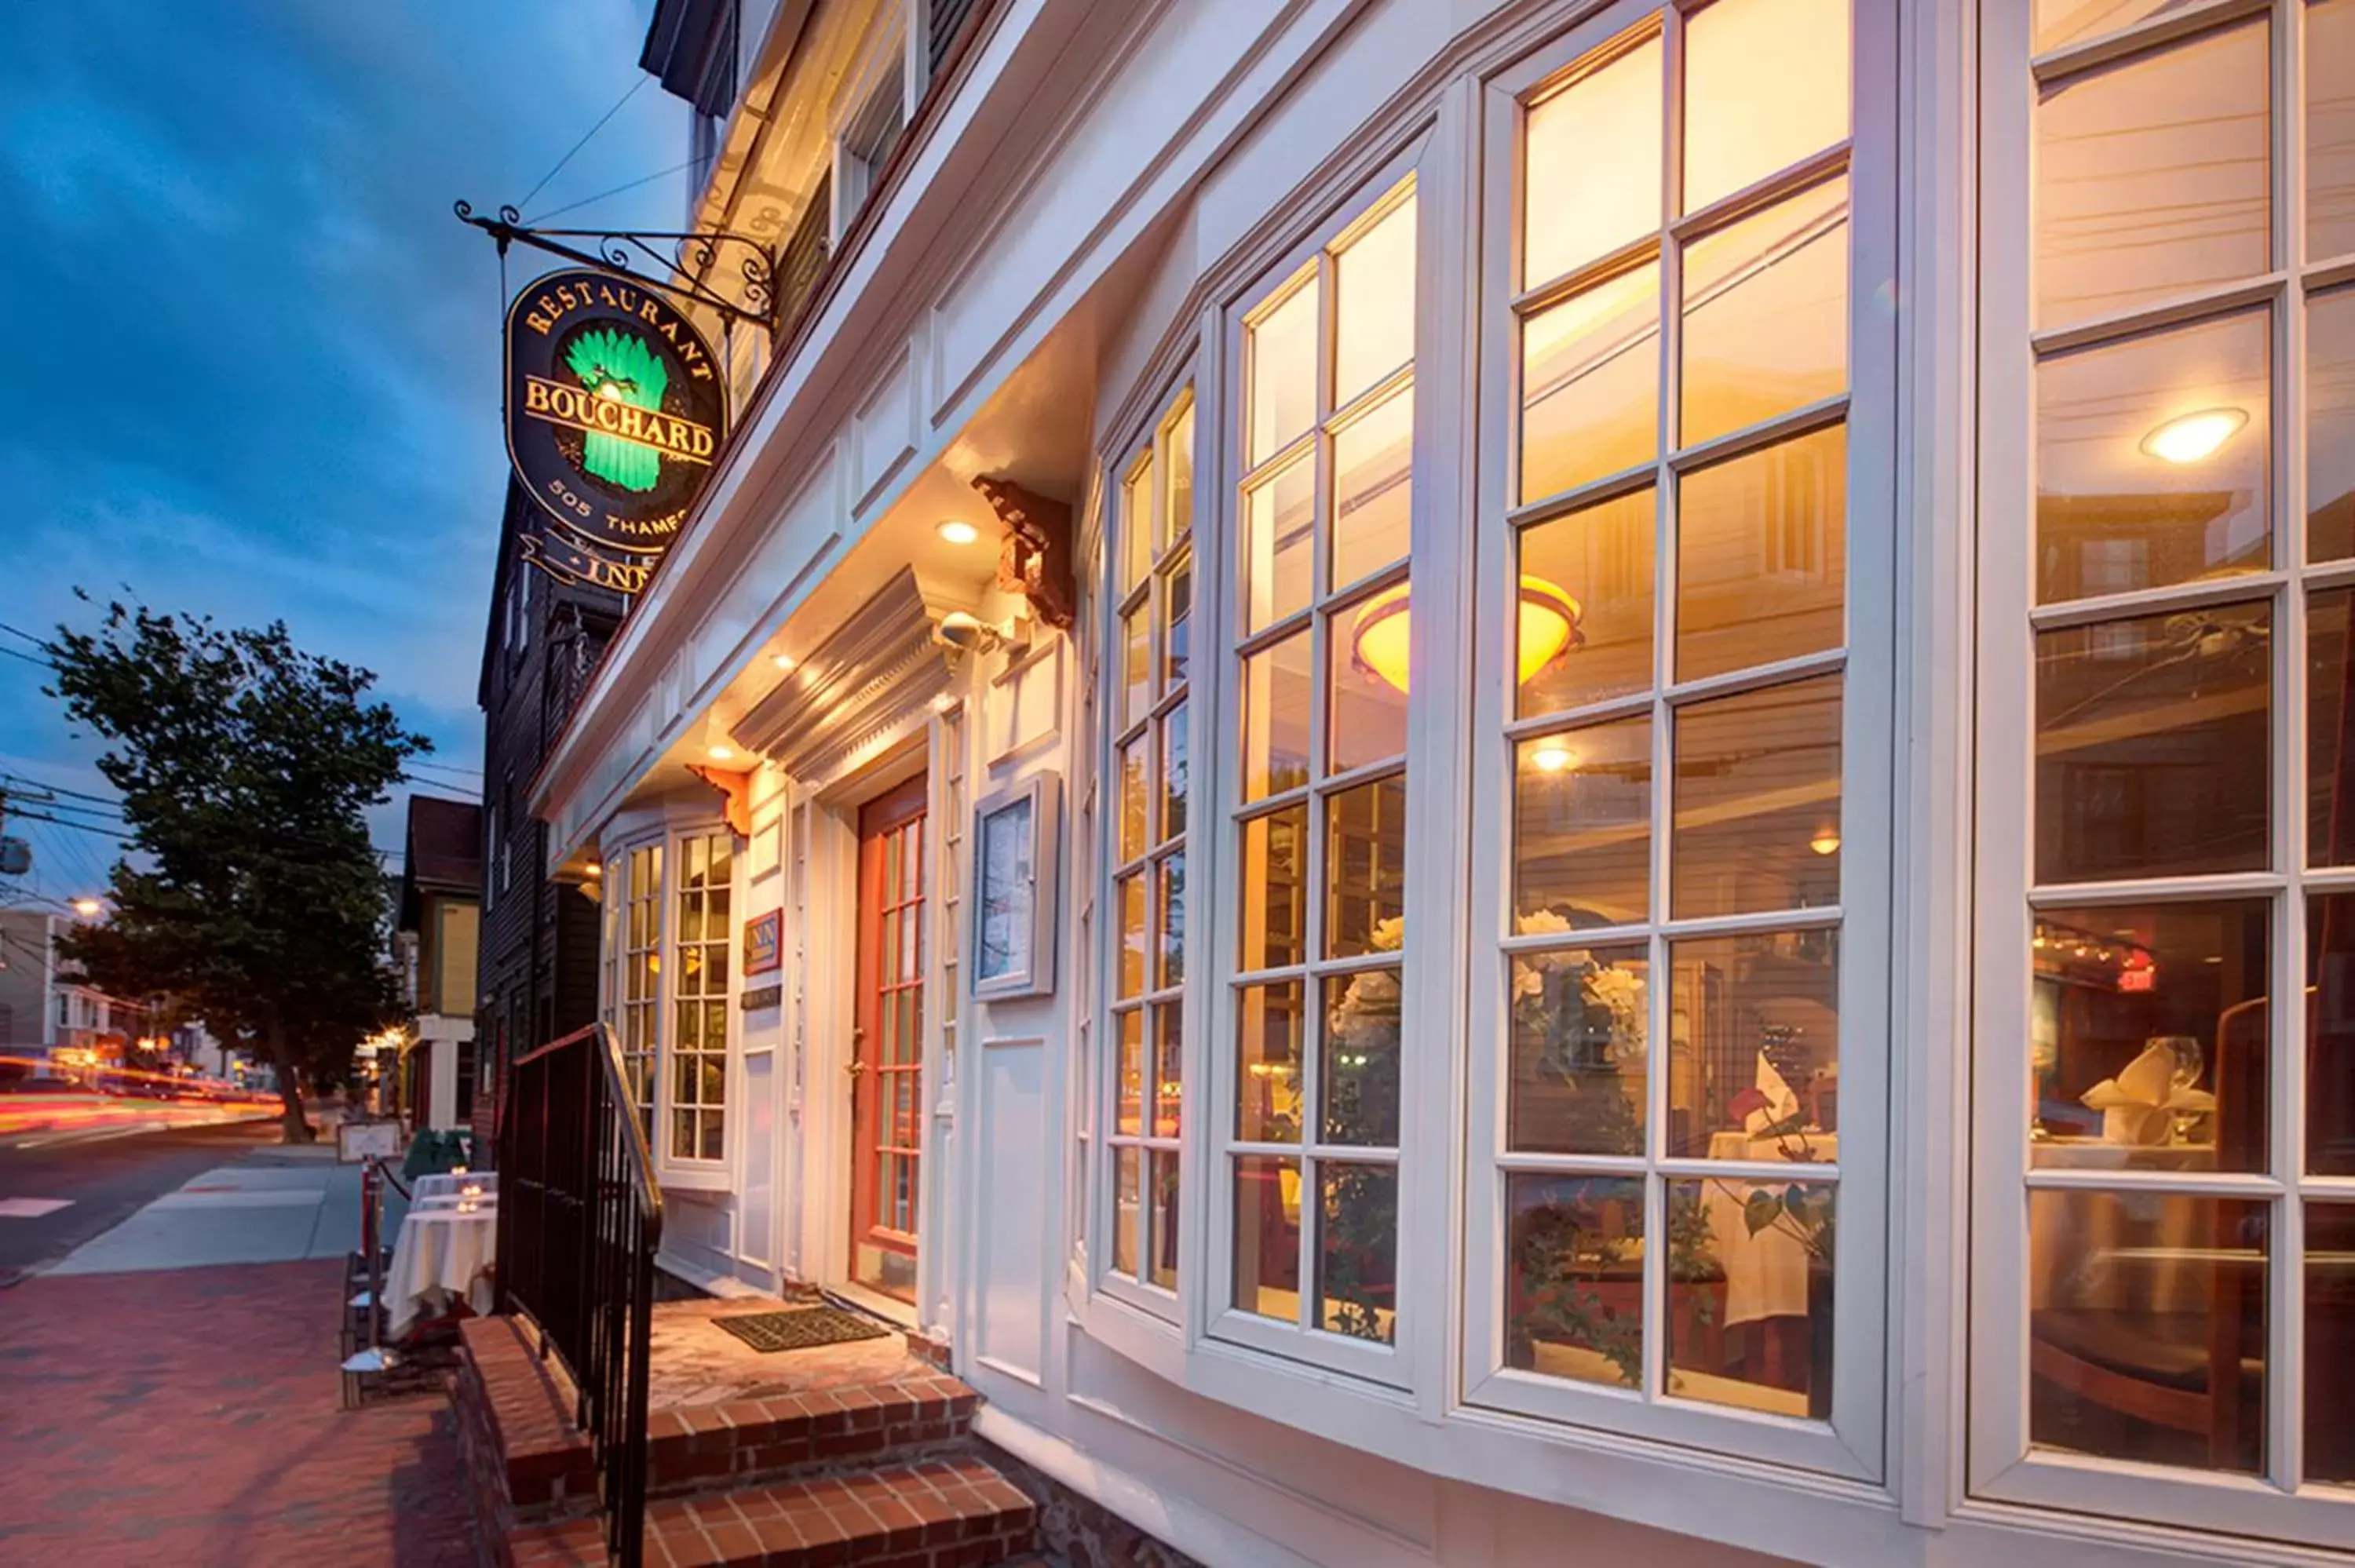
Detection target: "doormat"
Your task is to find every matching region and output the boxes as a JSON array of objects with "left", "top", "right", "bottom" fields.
[{"left": 713, "top": 1307, "right": 891, "bottom": 1354}]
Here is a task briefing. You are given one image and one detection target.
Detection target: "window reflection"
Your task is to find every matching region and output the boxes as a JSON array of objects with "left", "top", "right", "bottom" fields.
[
  {"left": 2034, "top": 22, "right": 2272, "bottom": 331},
  {"left": 1671, "top": 675, "right": 1843, "bottom": 920},
  {"left": 2310, "top": 0, "right": 2355, "bottom": 265},
  {"left": 1524, "top": 31, "right": 1662, "bottom": 285},
  {"left": 1521, "top": 263, "right": 1661, "bottom": 502},
  {"left": 2029, "top": 1191, "right": 2267, "bottom": 1474},
  {"left": 1335, "top": 196, "right": 1417, "bottom": 406},
  {"left": 1513, "top": 718, "right": 1650, "bottom": 930},
  {"left": 2028, "top": 900, "right": 2269, "bottom": 1173},
  {"left": 1680, "top": 177, "right": 1849, "bottom": 447},
  {"left": 1241, "top": 631, "right": 1313, "bottom": 801},
  {"left": 2035, "top": 312, "right": 2271, "bottom": 602},
  {"left": 1681, "top": 0, "right": 1849, "bottom": 214},
  {"left": 2033, "top": 602, "right": 2270, "bottom": 884},
  {"left": 1243, "top": 456, "right": 1314, "bottom": 633},
  {"left": 1248, "top": 281, "right": 1317, "bottom": 465},
  {"left": 1518, "top": 489, "right": 1655, "bottom": 717},
  {"left": 1676, "top": 424, "right": 1847, "bottom": 680},
  {"left": 1333, "top": 386, "right": 1413, "bottom": 589}
]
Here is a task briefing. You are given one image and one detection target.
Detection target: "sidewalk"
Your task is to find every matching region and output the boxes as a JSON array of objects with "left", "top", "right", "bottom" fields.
[
  {"left": 0, "top": 1142, "right": 469, "bottom": 1566},
  {"left": 41, "top": 1143, "right": 391, "bottom": 1274}
]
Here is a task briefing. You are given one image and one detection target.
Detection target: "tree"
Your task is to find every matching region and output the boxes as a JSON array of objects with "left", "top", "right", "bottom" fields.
[{"left": 46, "top": 600, "right": 430, "bottom": 1142}]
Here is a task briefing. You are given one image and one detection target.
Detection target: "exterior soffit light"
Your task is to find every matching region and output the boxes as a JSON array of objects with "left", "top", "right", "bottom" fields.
[
  {"left": 937, "top": 519, "right": 980, "bottom": 546},
  {"left": 706, "top": 743, "right": 736, "bottom": 761}
]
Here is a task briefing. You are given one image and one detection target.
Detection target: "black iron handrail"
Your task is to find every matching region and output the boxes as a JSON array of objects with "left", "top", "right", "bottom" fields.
[{"left": 496, "top": 1023, "right": 663, "bottom": 1568}]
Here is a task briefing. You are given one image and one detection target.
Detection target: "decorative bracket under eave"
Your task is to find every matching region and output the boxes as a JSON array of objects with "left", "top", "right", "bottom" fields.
[
  {"left": 685, "top": 764, "right": 756, "bottom": 838},
  {"left": 973, "top": 476, "right": 1076, "bottom": 632}
]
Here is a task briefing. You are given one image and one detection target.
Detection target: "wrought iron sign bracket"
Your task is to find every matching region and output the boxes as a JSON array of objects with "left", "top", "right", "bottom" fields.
[{"left": 455, "top": 200, "right": 776, "bottom": 337}]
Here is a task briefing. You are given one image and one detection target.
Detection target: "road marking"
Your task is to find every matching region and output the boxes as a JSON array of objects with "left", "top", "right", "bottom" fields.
[{"left": 0, "top": 1198, "right": 75, "bottom": 1219}]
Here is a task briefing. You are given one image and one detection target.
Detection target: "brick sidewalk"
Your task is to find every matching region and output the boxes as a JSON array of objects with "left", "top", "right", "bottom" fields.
[{"left": 0, "top": 1259, "right": 476, "bottom": 1566}]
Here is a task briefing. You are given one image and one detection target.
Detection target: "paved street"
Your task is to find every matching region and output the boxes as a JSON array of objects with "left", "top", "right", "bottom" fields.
[
  {"left": 0, "top": 1115, "right": 281, "bottom": 1285},
  {"left": 0, "top": 1126, "right": 475, "bottom": 1566}
]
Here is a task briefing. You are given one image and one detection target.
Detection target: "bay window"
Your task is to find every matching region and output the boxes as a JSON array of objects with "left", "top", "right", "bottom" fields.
[
  {"left": 1973, "top": 0, "right": 2355, "bottom": 1539},
  {"left": 1462, "top": 0, "right": 1890, "bottom": 1470},
  {"left": 1219, "top": 177, "right": 1417, "bottom": 1373},
  {"left": 1100, "top": 389, "right": 1197, "bottom": 1307}
]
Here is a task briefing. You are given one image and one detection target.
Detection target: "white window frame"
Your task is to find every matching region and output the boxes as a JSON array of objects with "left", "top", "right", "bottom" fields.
[
  {"left": 1201, "top": 159, "right": 1430, "bottom": 1388},
  {"left": 1454, "top": 0, "right": 1897, "bottom": 1477},
  {"left": 1967, "top": 0, "right": 2355, "bottom": 1544},
  {"left": 1091, "top": 385, "right": 1201, "bottom": 1322},
  {"left": 659, "top": 822, "right": 737, "bottom": 1190},
  {"left": 663, "top": 823, "right": 737, "bottom": 1183}
]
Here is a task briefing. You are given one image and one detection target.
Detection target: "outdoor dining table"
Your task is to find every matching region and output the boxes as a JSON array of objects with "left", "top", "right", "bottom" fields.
[
  {"left": 411, "top": 1172, "right": 498, "bottom": 1202},
  {"left": 385, "top": 1202, "right": 498, "bottom": 1339}
]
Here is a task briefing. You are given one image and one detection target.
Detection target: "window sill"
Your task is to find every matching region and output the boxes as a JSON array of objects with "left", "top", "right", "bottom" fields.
[
  {"left": 1071, "top": 1284, "right": 1187, "bottom": 1387},
  {"left": 657, "top": 1161, "right": 732, "bottom": 1194}
]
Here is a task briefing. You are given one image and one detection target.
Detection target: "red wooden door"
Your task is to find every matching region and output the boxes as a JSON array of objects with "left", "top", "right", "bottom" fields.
[{"left": 851, "top": 775, "right": 928, "bottom": 1300}]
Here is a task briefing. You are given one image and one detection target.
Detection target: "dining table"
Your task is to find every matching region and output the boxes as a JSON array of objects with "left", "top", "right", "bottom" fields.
[{"left": 385, "top": 1200, "right": 498, "bottom": 1339}]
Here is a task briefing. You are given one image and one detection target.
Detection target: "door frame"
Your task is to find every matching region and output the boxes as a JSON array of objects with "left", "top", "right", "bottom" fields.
[
  {"left": 798, "top": 732, "right": 933, "bottom": 1321},
  {"left": 850, "top": 771, "right": 930, "bottom": 1300}
]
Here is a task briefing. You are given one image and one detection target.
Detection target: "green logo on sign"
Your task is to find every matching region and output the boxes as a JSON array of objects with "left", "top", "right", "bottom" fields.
[{"left": 564, "top": 329, "right": 670, "bottom": 492}]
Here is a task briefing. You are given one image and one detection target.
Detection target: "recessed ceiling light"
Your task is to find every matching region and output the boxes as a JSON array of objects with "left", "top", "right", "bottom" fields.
[
  {"left": 1529, "top": 741, "right": 1576, "bottom": 773},
  {"left": 706, "top": 743, "right": 735, "bottom": 761},
  {"left": 2140, "top": 407, "right": 2247, "bottom": 465},
  {"left": 937, "top": 519, "right": 980, "bottom": 546},
  {"left": 771, "top": 653, "right": 795, "bottom": 672}
]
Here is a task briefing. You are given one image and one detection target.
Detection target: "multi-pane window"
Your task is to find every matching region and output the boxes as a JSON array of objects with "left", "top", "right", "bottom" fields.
[
  {"left": 1105, "top": 391, "right": 1196, "bottom": 1297},
  {"left": 1472, "top": 0, "right": 1862, "bottom": 1436},
  {"left": 1226, "top": 181, "right": 1415, "bottom": 1352},
  {"left": 620, "top": 842, "right": 663, "bottom": 1133},
  {"left": 671, "top": 830, "right": 732, "bottom": 1163},
  {"left": 1976, "top": 2, "right": 2355, "bottom": 1533}
]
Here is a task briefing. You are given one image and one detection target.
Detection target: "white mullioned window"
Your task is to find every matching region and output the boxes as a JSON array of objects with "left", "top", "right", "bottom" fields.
[
  {"left": 1971, "top": 1, "right": 2355, "bottom": 1542},
  {"left": 619, "top": 841, "right": 664, "bottom": 1135},
  {"left": 670, "top": 829, "right": 733, "bottom": 1165},
  {"left": 1214, "top": 176, "right": 1419, "bottom": 1379},
  {"left": 1100, "top": 389, "right": 1199, "bottom": 1308},
  {"left": 1461, "top": 0, "right": 1893, "bottom": 1473}
]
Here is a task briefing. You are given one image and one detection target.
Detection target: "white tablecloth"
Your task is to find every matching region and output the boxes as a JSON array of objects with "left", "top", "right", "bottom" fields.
[
  {"left": 412, "top": 1172, "right": 498, "bottom": 1202},
  {"left": 1701, "top": 1132, "right": 1837, "bottom": 1328},
  {"left": 385, "top": 1208, "right": 498, "bottom": 1338}
]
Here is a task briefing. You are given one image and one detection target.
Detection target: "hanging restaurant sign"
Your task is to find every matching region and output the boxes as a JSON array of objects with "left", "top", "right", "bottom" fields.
[{"left": 505, "top": 268, "right": 729, "bottom": 560}]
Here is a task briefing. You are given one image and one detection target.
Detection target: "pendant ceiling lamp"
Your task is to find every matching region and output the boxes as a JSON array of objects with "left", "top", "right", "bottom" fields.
[{"left": 1349, "top": 576, "right": 1583, "bottom": 695}]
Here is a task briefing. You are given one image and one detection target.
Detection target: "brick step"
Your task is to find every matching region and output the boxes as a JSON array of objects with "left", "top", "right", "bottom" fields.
[
  {"left": 647, "top": 1375, "right": 981, "bottom": 1496},
  {"left": 510, "top": 1454, "right": 1039, "bottom": 1567}
]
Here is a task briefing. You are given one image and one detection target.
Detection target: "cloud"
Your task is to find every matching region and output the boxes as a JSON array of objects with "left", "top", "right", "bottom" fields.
[{"left": 0, "top": 0, "right": 688, "bottom": 848}]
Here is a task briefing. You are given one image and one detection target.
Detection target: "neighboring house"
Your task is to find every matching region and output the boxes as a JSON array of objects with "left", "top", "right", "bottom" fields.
[
  {"left": 394, "top": 796, "right": 483, "bottom": 1132},
  {"left": 474, "top": 482, "right": 627, "bottom": 1156},
  {"left": 0, "top": 909, "right": 140, "bottom": 1076},
  {"left": 488, "top": 1, "right": 2355, "bottom": 1564}
]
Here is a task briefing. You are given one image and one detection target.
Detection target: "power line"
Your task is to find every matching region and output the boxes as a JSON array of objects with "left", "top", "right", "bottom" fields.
[
  {"left": 0, "top": 644, "right": 52, "bottom": 669},
  {"left": 527, "top": 159, "right": 696, "bottom": 224},
  {"left": 518, "top": 73, "right": 648, "bottom": 214},
  {"left": 0, "top": 620, "right": 48, "bottom": 648}
]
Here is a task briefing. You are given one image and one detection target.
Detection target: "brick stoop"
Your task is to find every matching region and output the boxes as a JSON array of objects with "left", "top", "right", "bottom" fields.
[
  {"left": 456, "top": 1313, "right": 1036, "bottom": 1568},
  {"left": 510, "top": 1456, "right": 1038, "bottom": 1567},
  {"left": 648, "top": 1375, "right": 981, "bottom": 1494}
]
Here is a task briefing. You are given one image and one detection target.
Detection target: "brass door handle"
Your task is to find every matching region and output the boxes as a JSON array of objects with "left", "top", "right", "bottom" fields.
[{"left": 845, "top": 1059, "right": 868, "bottom": 1079}]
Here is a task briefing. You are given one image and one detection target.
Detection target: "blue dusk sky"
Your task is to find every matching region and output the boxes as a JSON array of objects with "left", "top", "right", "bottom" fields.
[{"left": 0, "top": 0, "right": 688, "bottom": 898}]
